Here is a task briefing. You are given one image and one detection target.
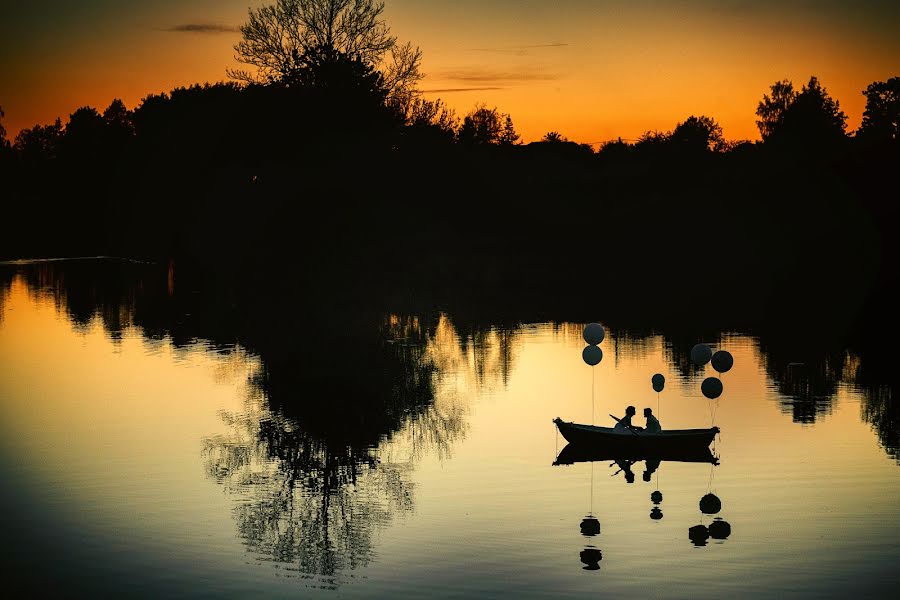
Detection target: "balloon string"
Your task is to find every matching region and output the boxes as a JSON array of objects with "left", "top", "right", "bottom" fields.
[
  {"left": 590, "top": 460, "right": 594, "bottom": 515},
  {"left": 591, "top": 367, "right": 595, "bottom": 425}
]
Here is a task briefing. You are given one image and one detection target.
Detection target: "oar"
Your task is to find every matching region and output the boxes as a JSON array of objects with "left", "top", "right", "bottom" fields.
[{"left": 609, "top": 414, "right": 640, "bottom": 436}]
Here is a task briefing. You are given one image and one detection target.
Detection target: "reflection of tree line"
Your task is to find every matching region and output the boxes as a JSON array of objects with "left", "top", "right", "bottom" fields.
[{"left": 2, "top": 259, "right": 897, "bottom": 584}]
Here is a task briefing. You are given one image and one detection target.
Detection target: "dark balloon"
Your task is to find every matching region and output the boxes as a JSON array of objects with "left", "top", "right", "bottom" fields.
[
  {"left": 651, "top": 373, "right": 665, "bottom": 392},
  {"left": 580, "top": 517, "right": 601, "bottom": 536},
  {"left": 711, "top": 350, "right": 734, "bottom": 374},
  {"left": 651, "top": 490, "right": 663, "bottom": 504},
  {"left": 700, "top": 493, "right": 722, "bottom": 514},
  {"left": 689, "top": 524, "right": 710, "bottom": 546},
  {"left": 650, "top": 507, "right": 663, "bottom": 520},
  {"left": 709, "top": 519, "right": 732, "bottom": 539},
  {"left": 582, "top": 345, "right": 603, "bottom": 366},
  {"left": 583, "top": 323, "right": 606, "bottom": 346},
  {"left": 701, "top": 377, "right": 723, "bottom": 399},
  {"left": 580, "top": 547, "right": 603, "bottom": 570},
  {"left": 690, "top": 344, "right": 712, "bottom": 366}
]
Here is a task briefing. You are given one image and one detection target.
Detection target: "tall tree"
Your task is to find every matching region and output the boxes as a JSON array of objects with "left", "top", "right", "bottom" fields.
[
  {"left": 756, "top": 77, "right": 846, "bottom": 145},
  {"left": 229, "top": 0, "right": 422, "bottom": 107},
  {"left": 857, "top": 76, "right": 900, "bottom": 143},
  {"left": 756, "top": 80, "right": 797, "bottom": 141},
  {"left": 498, "top": 115, "right": 520, "bottom": 146}
]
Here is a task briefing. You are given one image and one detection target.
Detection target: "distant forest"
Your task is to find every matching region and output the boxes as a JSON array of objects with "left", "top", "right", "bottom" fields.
[{"left": 1, "top": 0, "right": 898, "bottom": 335}]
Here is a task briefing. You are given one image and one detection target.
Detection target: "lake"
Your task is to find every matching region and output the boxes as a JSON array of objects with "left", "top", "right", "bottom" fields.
[{"left": 0, "top": 259, "right": 897, "bottom": 598}]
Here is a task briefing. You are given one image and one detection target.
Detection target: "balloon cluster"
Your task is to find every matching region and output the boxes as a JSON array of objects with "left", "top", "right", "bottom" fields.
[
  {"left": 689, "top": 493, "right": 732, "bottom": 546},
  {"left": 690, "top": 344, "right": 733, "bottom": 400},
  {"left": 649, "top": 490, "right": 664, "bottom": 520},
  {"left": 579, "top": 515, "right": 602, "bottom": 571},
  {"left": 582, "top": 323, "right": 605, "bottom": 366}
]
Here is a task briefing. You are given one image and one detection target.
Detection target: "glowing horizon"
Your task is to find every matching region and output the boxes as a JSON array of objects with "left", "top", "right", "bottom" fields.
[{"left": 1, "top": 0, "right": 897, "bottom": 145}]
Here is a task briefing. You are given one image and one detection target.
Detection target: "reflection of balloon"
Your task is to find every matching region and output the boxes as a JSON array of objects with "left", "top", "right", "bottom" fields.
[
  {"left": 651, "top": 490, "right": 663, "bottom": 504},
  {"left": 582, "top": 345, "right": 603, "bottom": 366},
  {"left": 709, "top": 519, "right": 732, "bottom": 540},
  {"left": 701, "top": 377, "right": 723, "bottom": 399},
  {"left": 711, "top": 350, "right": 734, "bottom": 374},
  {"left": 700, "top": 493, "right": 722, "bottom": 515},
  {"left": 580, "top": 548, "right": 603, "bottom": 570},
  {"left": 583, "top": 323, "right": 606, "bottom": 346},
  {"left": 580, "top": 517, "right": 601, "bottom": 537},
  {"left": 650, "top": 507, "right": 663, "bottom": 520},
  {"left": 690, "top": 344, "right": 712, "bottom": 366},
  {"left": 651, "top": 373, "right": 665, "bottom": 393},
  {"left": 689, "top": 525, "right": 710, "bottom": 547}
]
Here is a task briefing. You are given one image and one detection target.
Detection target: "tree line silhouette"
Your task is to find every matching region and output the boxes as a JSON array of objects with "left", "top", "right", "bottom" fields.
[{"left": 0, "top": 0, "right": 898, "bottom": 347}]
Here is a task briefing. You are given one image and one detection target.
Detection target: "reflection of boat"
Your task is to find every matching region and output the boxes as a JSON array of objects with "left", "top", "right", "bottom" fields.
[
  {"left": 553, "top": 442, "right": 719, "bottom": 466},
  {"left": 553, "top": 418, "right": 719, "bottom": 451}
]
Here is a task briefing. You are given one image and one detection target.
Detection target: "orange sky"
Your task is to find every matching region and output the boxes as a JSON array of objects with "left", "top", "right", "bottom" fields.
[{"left": 1, "top": 0, "right": 898, "bottom": 145}]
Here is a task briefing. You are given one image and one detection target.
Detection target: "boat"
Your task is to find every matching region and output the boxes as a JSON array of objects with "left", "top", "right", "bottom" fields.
[
  {"left": 553, "top": 418, "right": 719, "bottom": 451},
  {"left": 552, "top": 441, "right": 719, "bottom": 466}
]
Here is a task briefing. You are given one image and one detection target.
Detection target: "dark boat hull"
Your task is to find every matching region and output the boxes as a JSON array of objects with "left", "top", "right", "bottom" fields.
[
  {"left": 553, "top": 418, "right": 719, "bottom": 451},
  {"left": 553, "top": 441, "right": 719, "bottom": 466}
]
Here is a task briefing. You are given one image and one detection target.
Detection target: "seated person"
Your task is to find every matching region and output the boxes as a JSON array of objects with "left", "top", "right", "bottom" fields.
[
  {"left": 644, "top": 407, "right": 662, "bottom": 433},
  {"left": 614, "top": 406, "right": 641, "bottom": 432}
]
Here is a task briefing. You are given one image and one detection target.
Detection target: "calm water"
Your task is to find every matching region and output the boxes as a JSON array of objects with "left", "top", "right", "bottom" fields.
[{"left": 0, "top": 260, "right": 897, "bottom": 598}]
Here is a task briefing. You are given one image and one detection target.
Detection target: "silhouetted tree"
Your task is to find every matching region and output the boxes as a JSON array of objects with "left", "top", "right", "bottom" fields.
[
  {"left": 458, "top": 104, "right": 506, "bottom": 145},
  {"left": 230, "top": 0, "right": 422, "bottom": 108},
  {"left": 13, "top": 119, "right": 63, "bottom": 162},
  {"left": 670, "top": 115, "right": 725, "bottom": 152},
  {"left": 857, "top": 76, "right": 900, "bottom": 144},
  {"left": 61, "top": 106, "right": 106, "bottom": 160},
  {"left": 402, "top": 97, "right": 458, "bottom": 143},
  {"left": 756, "top": 79, "right": 797, "bottom": 141},
  {"left": 542, "top": 131, "right": 566, "bottom": 143},
  {"left": 756, "top": 77, "right": 847, "bottom": 147},
  {"left": 0, "top": 105, "right": 9, "bottom": 151},
  {"left": 498, "top": 115, "right": 520, "bottom": 146}
]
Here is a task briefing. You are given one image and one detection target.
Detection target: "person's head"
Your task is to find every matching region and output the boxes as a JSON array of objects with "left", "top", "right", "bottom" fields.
[
  {"left": 626, "top": 406, "right": 636, "bottom": 416},
  {"left": 644, "top": 407, "right": 653, "bottom": 417}
]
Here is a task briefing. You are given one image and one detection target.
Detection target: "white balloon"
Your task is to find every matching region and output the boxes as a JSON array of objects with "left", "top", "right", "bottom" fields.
[
  {"left": 583, "top": 323, "right": 605, "bottom": 346},
  {"left": 690, "top": 344, "right": 712, "bottom": 366},
  {"left": 582, "top": 345, "right": 603, "bottom": 366}
]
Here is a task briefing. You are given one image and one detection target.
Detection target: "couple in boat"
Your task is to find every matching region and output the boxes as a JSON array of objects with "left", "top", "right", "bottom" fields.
[{"left": 614, "top": 405, "right": 661, "bottom": 433}]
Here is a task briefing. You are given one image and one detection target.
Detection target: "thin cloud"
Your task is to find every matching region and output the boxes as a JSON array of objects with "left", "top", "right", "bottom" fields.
[
  {"left": 435, "top": 68, "right": 560, "bottom": 84},
  {"left": 161, "top": 24, "right": 240, "bottom": 34},
  {"left": 422, "top": 87, "right": 506, "bottom": 93}
]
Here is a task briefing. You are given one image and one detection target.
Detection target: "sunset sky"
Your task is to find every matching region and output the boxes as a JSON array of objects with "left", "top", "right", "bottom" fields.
[{"left": 1, "top": 0, "right": 897, "bottom": 144}]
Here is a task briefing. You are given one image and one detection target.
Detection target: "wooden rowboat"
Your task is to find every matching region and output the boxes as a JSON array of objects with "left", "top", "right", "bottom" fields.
[{"left": 553, "top": 418, "right": 719, "bottom": 451}]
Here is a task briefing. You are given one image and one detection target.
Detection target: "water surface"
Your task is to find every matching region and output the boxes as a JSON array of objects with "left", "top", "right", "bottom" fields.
[{"left": 0, "top": 261, "right": 897, "bottom": 598}]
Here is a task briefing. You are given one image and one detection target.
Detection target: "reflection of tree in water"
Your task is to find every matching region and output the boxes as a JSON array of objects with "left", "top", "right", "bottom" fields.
[
  {"left": 201, "top": 312, "right": 522, "bottom": 586},
  {"left": 204, "top": 394, "right": 414, "bottom": 587},
  {"left": 861, "top": 386, "right": 898, "bottom": 462},
  {"left": 761, "top": 343, "right": 849, "bottom": 424}
]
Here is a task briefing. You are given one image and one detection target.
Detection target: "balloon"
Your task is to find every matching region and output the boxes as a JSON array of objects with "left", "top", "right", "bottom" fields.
[
  {"left": 651, "top": 373, "right": 665, "bottom": 393},
  {"left": 689, "top": 525, "right": 710, "bottom": 547},
  {"left": 580, "top": 517, "right": 601, "bottom": 537},
  {"left": 580, "top": 548, "right": 602, "bottom": 570},
  {"left": 711, "top": 350, "right": 734, "bottom": 374},
  {"left": 690, "top": 343, "right": 712, "bottom": 366},
  {"left": 582, "top": 345, "right": 603, "bottom": 366},
  {"left": 651, "top": 490, "right": 663, "bottom": 504},
  {"left": 583, "top": 323, "right": 605, "bottom": 346},
  {"left": 709, "top": 519, "right": 731, "bottom": 540},
  {"left": 700, "top": 493, "right": 722, "bottom": 515},
  {"left": 650, "top": 507, "right": 663, "bottom": 520},
  {"left": 701, "top": 377, "right": 723, "bottom": 399}
]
